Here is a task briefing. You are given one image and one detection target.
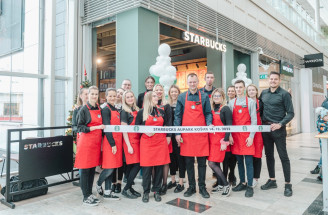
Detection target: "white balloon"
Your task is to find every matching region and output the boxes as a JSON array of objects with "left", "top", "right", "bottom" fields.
[{"left": 158, "top": 43, "right": 171, "bottom": 56}]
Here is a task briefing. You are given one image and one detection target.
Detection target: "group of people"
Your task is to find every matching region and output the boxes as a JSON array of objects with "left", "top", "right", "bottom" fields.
[{"left": 73, "top": 71, "right": 295, "bottom": 207}]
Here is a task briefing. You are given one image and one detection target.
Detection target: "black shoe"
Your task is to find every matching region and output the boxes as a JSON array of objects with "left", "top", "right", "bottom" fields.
[
  {"left": 122, "top": 189, "right": 138, "bottom": 199},
  {"left": 130, "top": 187, "right": 141, "bottom": 197},
  {"left": 245, "top": 186, "right": 254, "bottom": 198},
  {"left": 232, "top": 182, "right": 247, "bottom": 192},
  {"left": 317, "top": 175, "right": 323, "bottom": 181},
  {"left": 142, "top": 193, "right": 149, "bottom": 203},
  {"left": 229, "top": 176, "right": 237, "bottom": 187},
  {"left": 212, "top": 181, "right": 219, "bottom": 188},
  {"left": 96, "top": 184, "right": 104, "bottom": 196},
  {"left": 284, "top": 184, "right": 293, "bottom": 197},
  {"left": 222, "top": 185, "right": 232, "bottom": 196},
  {"left": 183, "top": 186, "right": 196, "bottom": 197},
  {"left": 261, "top": 179, "right": 277, "bottom": 190},
  {"left": 114, "top": 183, "right": 121, "bottom": 193},
  {"left": 167, "top": 181, "right": 177, "bottom": 189},
  {"left": 154, "top": 192, "right": 162, "bottom": 202},
  {"left": 111, "top": 184, "right": 117, "bottom": 192},
  {"left": 199, "top": 187, "right": 210, "bottom": 199},
  {"left": 310, "top": 165, "right": 320, "bottom": 174},
  {"left": 159, "top": 184, "right": 167, "bottom": 196},
  {"left": 174, "top": 184, "right": 185, "bottom": 193}
]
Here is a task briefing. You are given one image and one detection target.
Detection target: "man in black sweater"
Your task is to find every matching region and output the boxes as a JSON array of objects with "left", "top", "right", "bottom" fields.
[{"left": 259, "top": 71, "right": 294, "bottom": 197}]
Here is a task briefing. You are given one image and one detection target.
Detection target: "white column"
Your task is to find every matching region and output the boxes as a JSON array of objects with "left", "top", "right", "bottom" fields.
[
  {"left": 43, "top": 0, "right": 56, "bottom": 130},
  {"left": 251, "top": 52, "right": 259, "bottom": 86},
  {"left": 82, "top": 24, "right": 93, "bottom": 82},
  {"left": 222, "top": 44, "right": 226, "bottom": 90},
  {"left": 299, "top": 68, "right": 314, "bottom": 133}
]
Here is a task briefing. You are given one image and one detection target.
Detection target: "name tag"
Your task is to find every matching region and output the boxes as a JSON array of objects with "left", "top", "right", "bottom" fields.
[
  {"left": 196, "top": 102, "right": 201, "bottom": 105},
  {"left": 242, "top": 105, "right": 247, "bottom": 108},
  {"left": 215, "top": 112, "right": 220, "bottom": 115}
]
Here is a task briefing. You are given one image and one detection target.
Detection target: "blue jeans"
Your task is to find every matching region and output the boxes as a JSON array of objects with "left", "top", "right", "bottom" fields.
[{"left": 236, "top": 155, "right": 254, "bottom": 186}]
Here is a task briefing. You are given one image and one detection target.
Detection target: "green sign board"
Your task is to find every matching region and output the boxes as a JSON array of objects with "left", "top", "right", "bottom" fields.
[
  {"left": 259, "top": 74, "right": 268, "bottom": 79},
  {"left": 280, "top": 61, "right": 294, "bottom": 77}
]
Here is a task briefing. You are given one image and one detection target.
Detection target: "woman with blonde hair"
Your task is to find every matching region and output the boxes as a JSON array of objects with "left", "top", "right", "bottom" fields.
[
  {"left": 167, "top": 85, "right": 186, "bottom": 193},
  {"left": 153, "top": 84, "right": 172, "bottom": 195},
  {"left": 135, "top": 91, "right": 170, "bottom": 203},
  {"left": 246, "top": 84, "right": 263, "bottom": 187},
  {"left": 120, "top": 90, "right": 142, "bottom": 199},
  {"left": 208, "top": 88, "right": 233, "bottom": 196}
]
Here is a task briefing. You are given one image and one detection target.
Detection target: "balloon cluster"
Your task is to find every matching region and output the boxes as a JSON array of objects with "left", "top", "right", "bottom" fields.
[
  {"left": 149, "top": 43, "right": 177, "bottom": 95},
  {"left": 231, "top": 64, "right": 252, "bottom": 87}
]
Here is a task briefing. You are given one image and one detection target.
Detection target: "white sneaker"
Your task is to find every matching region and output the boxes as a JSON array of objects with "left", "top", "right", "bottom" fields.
[
  {"left": 103, "top": 191, "right": 120, "bottom": 201},
  {"left": 83, "top": 196, "right": 99, "bottom": 206},
  {"left": 90, "top": 194, "right": 101, "bottom": 203},
  {"left": 222, "top": 185, "right": 231, "bottom": 197},
  {"left": 252, "top": 180, "right": 258, "bottom": 188},
  {"left": 211, "top": 185, "right": 223, "bottom": 193},
  {"left": 96, "top": 184, "right": 104, "bottom": 196}
]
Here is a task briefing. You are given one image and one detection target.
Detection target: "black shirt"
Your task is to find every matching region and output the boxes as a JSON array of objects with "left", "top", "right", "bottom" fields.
[
  {"left": 101, "top": 103, "right": 118, "bottom": 147},
  {"left": 72, "top": 105, "right": 82, "bottom": 133},
  {"left": 158, "top": 100, "right": 173, "bottom": 128},
  {"left": 120, "top": 108, "right": 137, "bottom": 125},
  {"left": 77, "top": 102, "right": 100, "bottom": 133},
  {"left": 213, "top": 104, "right": 232, "bottom": 141},
  {"left": 200, "top": 86, "right": 216, "bottom": 97},
  {"left": 259, "top": 86, "right": 294, "bottom": 126},
  {"left": 137, "top": 90, "right": 151, "bottom": 109},
  {"left": 135, "top": 106, "right": 172, "bottom": 137}
]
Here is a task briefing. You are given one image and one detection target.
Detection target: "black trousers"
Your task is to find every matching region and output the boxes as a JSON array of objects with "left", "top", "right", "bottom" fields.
[
  {"left": 80, "top": 167, "right": 95, "bottom": 199},
  {"left": 223, "top": 151, "right": 237, "bottom": 181},
  {"left": 262, "top": 126, "right": 291, "bottom": 182},
  {"left": 185, "top": 156, "right": 207, "bottom": 188},
  {"left": 169, "top": 137, "right": 186, "bottom": 178},
  {"left": 112, "top": 163, "right": 125, "bottom": 183},
  {"left": 253, "top": 157, "right": 262, "bottom": 179},
  {"left": 142, "top": 165, "right": 163, "bottom": 193},
  {"left": 124, "top": 163, "right": 141, "bottom": 191}
]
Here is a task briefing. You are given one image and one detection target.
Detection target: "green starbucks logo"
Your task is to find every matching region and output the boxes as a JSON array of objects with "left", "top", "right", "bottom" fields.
[
  {"left": 258, "top": 126, "right": 263, "bottom": 131},
  {"left": 114, "top": 126, "right": 120, "bottom": 131},
  {"left": 242, "top": 126, "right": 247, "bottom": 131},
  {"left": 134, "top": 126, "right": 140, "bottom": 132}
]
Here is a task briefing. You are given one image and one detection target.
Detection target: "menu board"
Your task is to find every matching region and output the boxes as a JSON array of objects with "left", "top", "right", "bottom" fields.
[{"left": 176, "top": 68, "right": 207, "bottom": 92}]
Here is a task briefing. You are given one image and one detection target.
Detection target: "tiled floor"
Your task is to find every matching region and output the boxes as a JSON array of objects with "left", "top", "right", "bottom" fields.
[{"left": 0, "top": 132, "right": 325, "bottom": 215}]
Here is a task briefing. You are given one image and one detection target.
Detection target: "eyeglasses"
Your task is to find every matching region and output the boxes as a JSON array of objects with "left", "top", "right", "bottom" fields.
[{"left": 213, "top": 95, "right": 221, "bottom": 98}]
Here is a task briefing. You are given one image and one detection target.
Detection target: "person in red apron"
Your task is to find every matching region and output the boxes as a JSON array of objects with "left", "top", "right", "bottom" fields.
[
  {"left": 75, "top": 86, "right": 104, "bottom": 206},
  {"left": 174, "top": 73, "right": 212, "bottom": 199},
  {"left": 199, "top": 72, "right": 216, "bottom": 98},
  {"left": 208, "top": 89, "right": 232, "bottom": 197},
  {"left": 167, "top": 85, "right": 186, "bottom": 193},
  {"left": 137, "top": 76, "right": 155, "bottom": 108},
  {"left": 154, "top": 84, "right": 173, "bottom": 196},
  {"left": 222, "top": 85, "right": 237, "bottom": 186},
  {"left": 121, "top": 90, "right": 142, "bottom": 199},
  {"left": 228, "top": 80, "right": 257, "bottom": 198},
  {"left": 246, "top": 84, "right": 264, "bottom": 188},
  {"left": 94, "top": 88, "right": 121, "bottom": 201},
  {"left": 111, "top": 88, "right": 125, "bottom": 194},
  {"left": 135, "top": 91, "right": 170, "bottom": 203}
]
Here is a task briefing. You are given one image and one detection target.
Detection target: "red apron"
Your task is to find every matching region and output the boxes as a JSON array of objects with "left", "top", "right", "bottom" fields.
[
  {"left": 253, "top": 99, "right": 264, "bottom": 158},
  {"left": 157, "top": 105, "right": 173, "bottom": 153},
  {"left": 181, "top": 91, "right": 209, "bottom": 157},
  {"left": 140, "top": 109, "right": 170, "bottom": 167},
  {"left": 231, "top": 97, "right": 255, "bottom": 155},
  {"left": 102, "top": 104, "right": 123, "bottom": 169},
  {"left": 123, "top": 111, "right": 141, "bottom": 164},
  {"left": 74, "top": 104, "right": 102, "bottom": 169},
  {"left": 208, "top": 108, "right": 226, "bottom": 162}
]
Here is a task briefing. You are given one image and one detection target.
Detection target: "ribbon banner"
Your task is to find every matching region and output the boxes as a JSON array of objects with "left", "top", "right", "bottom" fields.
[{"left": 104, "top": 125, "right": 271, "bottom": 133}]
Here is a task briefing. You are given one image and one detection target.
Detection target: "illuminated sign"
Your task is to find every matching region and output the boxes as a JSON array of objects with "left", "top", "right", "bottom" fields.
[{"left": 183, "top": 31, "right": 227, "bottom": 52}]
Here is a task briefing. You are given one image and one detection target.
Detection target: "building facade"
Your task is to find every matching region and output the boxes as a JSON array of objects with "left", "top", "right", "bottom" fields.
[{"left": 0, "top": 0, "right": 328, "bottom": 149}]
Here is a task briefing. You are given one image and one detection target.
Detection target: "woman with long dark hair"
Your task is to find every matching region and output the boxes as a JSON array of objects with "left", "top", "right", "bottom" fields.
[{"left": 137, "top": 76, "right": 155, "bottom": 108}]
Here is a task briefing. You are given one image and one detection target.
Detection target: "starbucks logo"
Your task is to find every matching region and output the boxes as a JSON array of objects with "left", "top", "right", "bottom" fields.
[
  {"left": 134, "top": 126, "right": 140, "bottom": 132},
  {"left": 114, "top": 126, "right": 120, "bottom": 131},
  {"left": 242, "top": 126, "right": 247, "bottom": 131},
  {"left": 258, "top": 126, "right": 263, "bottom": 131}
]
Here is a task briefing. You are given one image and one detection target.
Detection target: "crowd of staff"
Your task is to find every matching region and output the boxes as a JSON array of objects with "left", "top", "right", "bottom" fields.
[{"left": 72, "top": 71, "right": 294, "bottom": 206}]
